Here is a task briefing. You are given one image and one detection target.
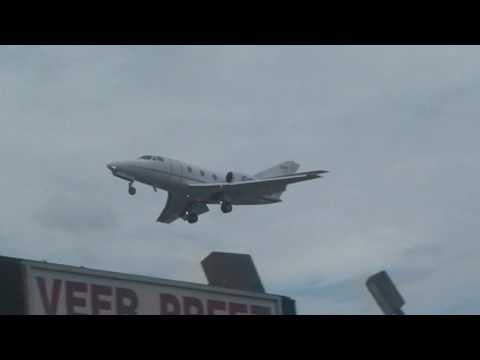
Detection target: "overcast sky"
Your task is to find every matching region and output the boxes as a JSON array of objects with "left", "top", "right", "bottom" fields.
[{"left": 1, "top": 45, "right": 479, "bottom": 314}]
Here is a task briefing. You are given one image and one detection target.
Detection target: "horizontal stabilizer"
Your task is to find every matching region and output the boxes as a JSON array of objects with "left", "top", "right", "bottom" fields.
[
  {"left": 268, "top": 169, "right": 328, "bottom": 179},
  {"left": 255, "top": 161, "right": 300, "bottom": 179}
]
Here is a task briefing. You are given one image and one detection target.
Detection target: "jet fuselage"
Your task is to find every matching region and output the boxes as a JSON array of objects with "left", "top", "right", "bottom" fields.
[
  {"left": 107, "top": 156, "right": 266, "bottom": 205},
  {"left": 106, "top": 155, "right": 327, "bottom": 224}
]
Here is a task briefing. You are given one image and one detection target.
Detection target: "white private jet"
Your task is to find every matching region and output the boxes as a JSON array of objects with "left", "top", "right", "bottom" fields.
[{"left": 106, "top": 155, "right": 328, "bottom": 224}]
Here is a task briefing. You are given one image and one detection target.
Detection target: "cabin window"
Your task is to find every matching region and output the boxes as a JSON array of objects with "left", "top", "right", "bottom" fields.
[
  {"left": 200, "top": 170, "right": 205, "bottom": 176},
  {"left": 139, "top": 155, "right": 152, "bottom": 160},
  {"left": 156, "top": 156, "right": 164, "bottom": 161},
  {"left": 187, "top": 166, "right": 192, "bottom": 173},
  {"left": 212, "top": 174, "right": 218, "bottom": 180}
]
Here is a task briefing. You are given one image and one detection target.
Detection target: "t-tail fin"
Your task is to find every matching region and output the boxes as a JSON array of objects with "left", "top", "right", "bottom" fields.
[{"left": 254, "top": 161, "right": 300, "bottom": 179}]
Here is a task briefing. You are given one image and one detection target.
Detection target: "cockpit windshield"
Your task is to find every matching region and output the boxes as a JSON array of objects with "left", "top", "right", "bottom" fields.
[{"left": 138, "top": 155, "right": 164, "bottom": 161}]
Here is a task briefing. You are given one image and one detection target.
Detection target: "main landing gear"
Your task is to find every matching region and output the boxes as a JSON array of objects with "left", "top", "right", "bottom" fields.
[
  {"left": 181, "top": 201, "right": 232, "bottom": 224},
  {"left": 187, "top": 212, "right": 198, "bottom": 224},
  {"left": 180, "top": 210, "right": 198, "bottom": 224},
  {"left": 180, "top": 208, "right": 198, "bottom": 224},
  {"left": 221, "top": 201, "right": 232, "bottom": 214}
]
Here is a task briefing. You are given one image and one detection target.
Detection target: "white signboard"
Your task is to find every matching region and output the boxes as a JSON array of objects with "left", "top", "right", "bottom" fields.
[{"left": 23, "top": 261, "right": 283, "bottom": 315}]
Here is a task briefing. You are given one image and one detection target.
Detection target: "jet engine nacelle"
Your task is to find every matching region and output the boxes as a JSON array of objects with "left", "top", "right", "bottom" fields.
[{"left": 225, "top": 171, "right": 253, "bottom": 183}]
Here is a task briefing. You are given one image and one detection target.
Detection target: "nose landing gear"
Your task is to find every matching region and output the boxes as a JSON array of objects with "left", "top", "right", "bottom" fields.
[{"left": 128, "top": 182, "right": 136, "bottom": 195}]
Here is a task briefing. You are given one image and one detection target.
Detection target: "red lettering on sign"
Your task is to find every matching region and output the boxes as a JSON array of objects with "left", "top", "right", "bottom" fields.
[
  {"left": 229, "top": 302, "right": 248, "bottom": 315},
  {"left": 91, "top": 284, "right": 112, "bottom": 315},
  {"left": 183, "top": 296, "right": 204, "bottom": 315},
  {"left": 160, "top": 293, "right": 181, "bottom": 315},
  {"left": 116, "top": 287, "right": 138, "bottom": 315},
  {"left": 34, "top": 276, "right": 274, "bottom": 315},
  {"left": 36, "top": 277, "right": 62, "bottom": 315},
  {"left": 207, "top": 300, "right": 226, "bottom": 315},
  {"left": 65, "top": 280, "right": 87, "bottom": 315}
]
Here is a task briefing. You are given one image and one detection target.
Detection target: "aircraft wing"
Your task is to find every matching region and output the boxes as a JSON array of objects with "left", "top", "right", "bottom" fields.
[
  {"left": 187, "top": 170, "right": 328, "bottom": 199},
  {"left": 157, "top": 192, "right": 189, "bottom": 223},
  {"left": 157, "top": 192, "right": 210, "bottom": 223}
]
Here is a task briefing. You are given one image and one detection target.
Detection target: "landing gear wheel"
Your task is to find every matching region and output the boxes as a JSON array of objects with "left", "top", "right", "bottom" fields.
[
  {"left": 128, "top": 186, "right": 136, "bottom": 195},
  {"left": 221, "top": 202, "right": 232, "bottom": 214},
  {"left": 187, "top": 213, "right": 198, "bottom": 224}
]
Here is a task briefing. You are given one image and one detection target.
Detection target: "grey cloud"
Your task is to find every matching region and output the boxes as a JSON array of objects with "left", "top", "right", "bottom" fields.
[
  {"left": 35, "top": 193, "right": 118, "bottom": 236},
  {"left": 31, "top": 174, "right": 119, "bottom": 237}
]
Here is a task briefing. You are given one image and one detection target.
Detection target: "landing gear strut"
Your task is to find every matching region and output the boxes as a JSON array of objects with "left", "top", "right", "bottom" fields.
[{"left": 221, "top": 201, "right": 232, "bottom": 214}]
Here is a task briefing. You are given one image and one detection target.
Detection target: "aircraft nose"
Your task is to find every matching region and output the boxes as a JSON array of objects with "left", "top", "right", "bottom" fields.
[{"left": 107, "top": 162, "right": 118, "bottom": 172}]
